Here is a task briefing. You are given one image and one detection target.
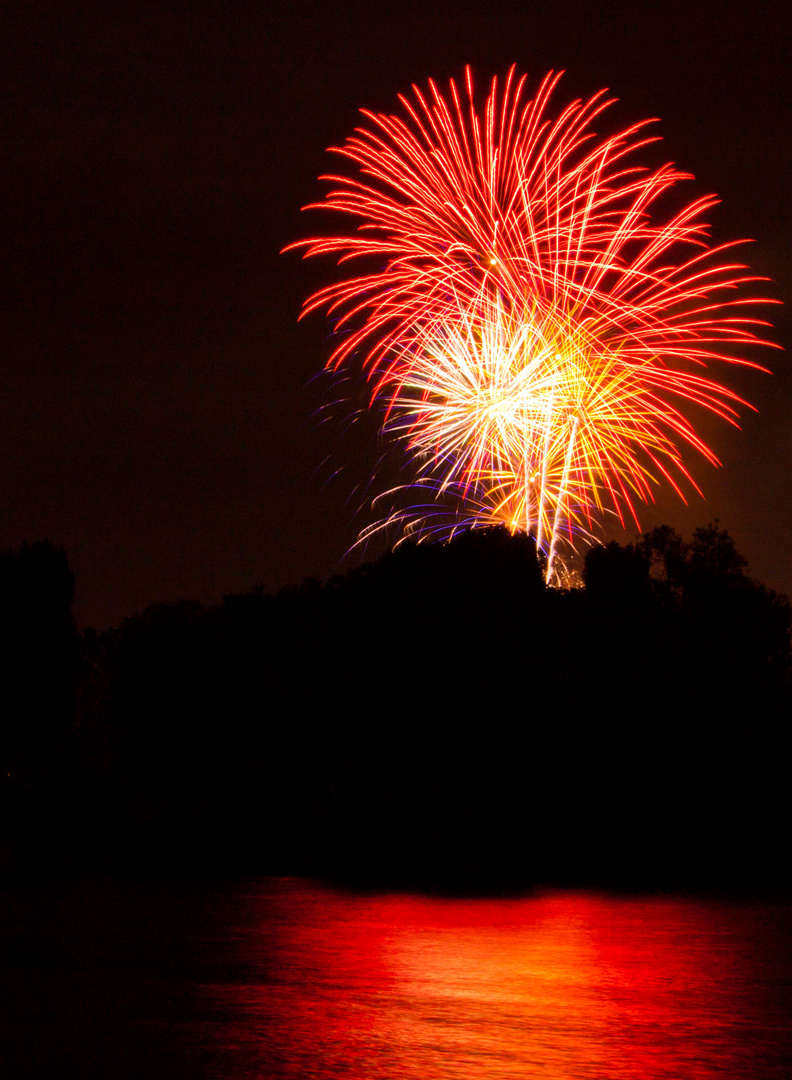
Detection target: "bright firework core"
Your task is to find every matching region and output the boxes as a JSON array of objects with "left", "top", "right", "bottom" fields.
[{"left": 287, "top": 67, "right": 776, "bottom": 583}]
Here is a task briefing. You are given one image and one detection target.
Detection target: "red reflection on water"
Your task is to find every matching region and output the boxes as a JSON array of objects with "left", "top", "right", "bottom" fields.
[{"left": 210, "top": 883, "right": 792, "bottom": 1080}]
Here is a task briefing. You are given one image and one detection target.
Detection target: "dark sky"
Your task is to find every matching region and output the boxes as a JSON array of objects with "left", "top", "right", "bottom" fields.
[{"left": 2, "top": 0, "right": 790, "bottom": 628}]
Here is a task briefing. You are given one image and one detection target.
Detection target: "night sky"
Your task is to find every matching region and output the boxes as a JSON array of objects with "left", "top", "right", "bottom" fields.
[{"left": 2, "top": 0, "right": 790, "bottom": 629}]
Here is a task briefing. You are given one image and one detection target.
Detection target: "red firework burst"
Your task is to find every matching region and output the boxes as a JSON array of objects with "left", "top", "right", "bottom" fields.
[{"left": 286, "top": 67, "right": 776, "bottom": 573}]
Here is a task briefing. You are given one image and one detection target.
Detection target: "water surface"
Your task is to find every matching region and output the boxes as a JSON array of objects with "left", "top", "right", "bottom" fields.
[{"left": 2, "top": 878, "right": 790, "bottom": 1078}]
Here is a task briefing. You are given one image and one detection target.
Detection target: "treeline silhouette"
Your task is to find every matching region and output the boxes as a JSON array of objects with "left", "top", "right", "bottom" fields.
[{"left": 1, "top": 526, "right": 790, "bottom": 891}]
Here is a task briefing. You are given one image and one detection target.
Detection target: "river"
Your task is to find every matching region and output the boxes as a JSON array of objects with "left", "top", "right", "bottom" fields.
[{"left": 2, "top": 878, "right": 791, "bottom": 1078}]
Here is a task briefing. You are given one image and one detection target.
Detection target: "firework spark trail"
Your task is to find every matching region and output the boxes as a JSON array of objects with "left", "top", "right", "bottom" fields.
[{"left": 286, "top": 67, "right": 776, "bottom": 578}]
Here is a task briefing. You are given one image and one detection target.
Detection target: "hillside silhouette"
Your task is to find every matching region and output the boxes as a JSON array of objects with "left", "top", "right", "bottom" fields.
[{"left": 1, "top": 526, "right": 790, "bottom": 891}]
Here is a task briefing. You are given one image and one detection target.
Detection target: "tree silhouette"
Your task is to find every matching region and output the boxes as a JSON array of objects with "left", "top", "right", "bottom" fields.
[
  {"left": 0, "top": 541, "right": 77, "bottom": 863},
  {"left": 2, "top": 527, "right": 789, "bottom": 889}
]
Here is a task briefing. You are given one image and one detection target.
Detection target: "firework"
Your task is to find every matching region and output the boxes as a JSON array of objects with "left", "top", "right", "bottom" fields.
[{"left": 286, "top": 67, "right": 775, "bottom": 579}]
